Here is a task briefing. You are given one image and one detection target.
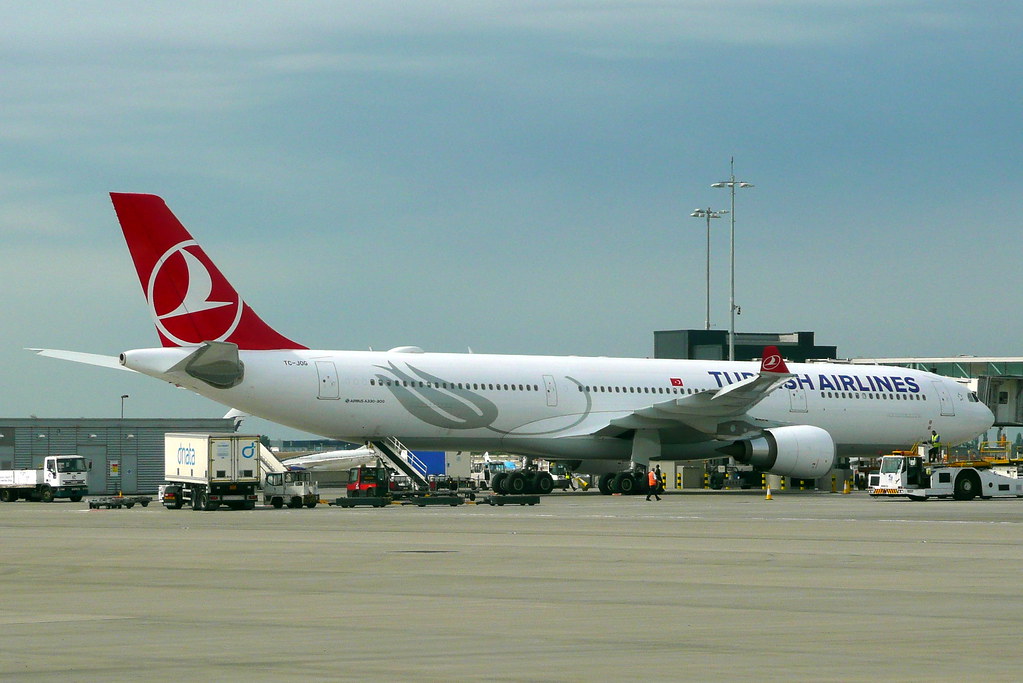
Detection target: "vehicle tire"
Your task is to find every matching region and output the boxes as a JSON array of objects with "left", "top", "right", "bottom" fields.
[
  {"left": 126, "top": 502, "right": 135, "bottom": 509},
  {"left": 614, "top": 472, "right": 635, "bottom": 495},
  {"left": 0, "top": 488, "right": 16, "bottom": 503},
  {"left": 491, "top": 472, "right": 508, "bottom": 495},
  {"left": 597, "top": 472, "right": 615, "bottom": 495},
  {"left": 192, "top": 489, "right": 207, "bottom": 511},
  {"left": 506, "top": 472, "right": 528, "bottom": 495},
  {"left": 305, "top": 500, "right": 317, "bottom": 508},
  {"left": 271, "top": 497, "right": 284, "bottom": 509},
  {"left": 141, "top": 500, "right": 149, "bottom": 507},
  {"left": 908, "top": 495, "right": 928, "bottom": 501},
  {"left": 69, "top": 494, "right": 83, "bottom": 502},
  {"left": 287, "top": 498, "right": 301, "bottom": 509},
  {"left": 40, "top": 485, "right": 54, "bottom": 503},
  {"left": 534, "top": 472, "right": 554, "bottom": 495},
  {"left": 953, "top": 472, "right": 980, "bottom": 501}
]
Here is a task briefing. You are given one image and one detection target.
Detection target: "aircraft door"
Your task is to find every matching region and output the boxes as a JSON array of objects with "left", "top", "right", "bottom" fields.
[
  {"left": 316, "top": 361, "right": 340, "bottom": 400},
  {"left": 543, "top": 375, "right": 558, "bottom": 407},
  {"left": 932, "top": 381, "right": 955, "bottom": 417},
  {"left": 788, "top": 387, "right": 808, "bottom": 413}
]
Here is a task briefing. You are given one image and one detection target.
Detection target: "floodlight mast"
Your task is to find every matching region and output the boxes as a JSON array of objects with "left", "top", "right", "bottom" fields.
[
  {"left": 711, "top": 157, "right": 753, "bottom": 361},
  {"left": 689, "top": 207, "right": 727, "bottom": 331}
]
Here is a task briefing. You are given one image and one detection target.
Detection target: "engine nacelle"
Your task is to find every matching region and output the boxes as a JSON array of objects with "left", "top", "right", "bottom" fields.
[{"left": 729, "top": 425, "right": 836, "bottom": 479}]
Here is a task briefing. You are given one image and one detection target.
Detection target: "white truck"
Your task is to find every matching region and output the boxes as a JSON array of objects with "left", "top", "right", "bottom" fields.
[
  {"left": 0, "top": 455, "right": 89, "bottom": 502},
  {"left": 263, "top": 470, "right": 319, "bottom": 509},
  {"left": 162, "top": 433, "right": 261, "bottom": 511},
  {"left": 868, "top": 452, "right": 1023, "bottom": 501}
]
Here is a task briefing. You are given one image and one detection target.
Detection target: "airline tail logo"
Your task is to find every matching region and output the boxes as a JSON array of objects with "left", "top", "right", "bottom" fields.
[
  {"left": 110, "top": 192, "right": 307, "bottom": 350},
  {"left": 760, "top": 346, "right": 789, "bottom": 374},
  {"left": 149, "top": 240, "right": 243, "bottom": 346}
]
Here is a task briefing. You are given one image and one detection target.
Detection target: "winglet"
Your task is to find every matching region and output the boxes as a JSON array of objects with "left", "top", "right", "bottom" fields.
[
  {"left": 110, "top": 193, "right": 306, "bottom": 350},
  {"left": 760, "top": 345, "right": 789, "bottom": 374}
]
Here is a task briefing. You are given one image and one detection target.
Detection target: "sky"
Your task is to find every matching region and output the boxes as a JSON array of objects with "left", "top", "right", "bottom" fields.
[{"left": 2, "top": 1, "right": 1021, "bottom": 440}]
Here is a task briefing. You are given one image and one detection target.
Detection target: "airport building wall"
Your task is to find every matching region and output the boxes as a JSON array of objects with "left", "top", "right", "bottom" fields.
[{"left": 0, "top": 418, "right": 235, "bottom": 495}]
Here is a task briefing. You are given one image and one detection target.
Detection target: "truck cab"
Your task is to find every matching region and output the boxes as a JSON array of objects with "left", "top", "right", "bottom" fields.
[
  {"left": 876, "top": 454, "right": 929, "bottom": 490},
  {"left": 347, "top": 465, "right": 390, "bottom": 498},
  {"left": 263, "top": 470, "right": 319, "bottom": 509}
]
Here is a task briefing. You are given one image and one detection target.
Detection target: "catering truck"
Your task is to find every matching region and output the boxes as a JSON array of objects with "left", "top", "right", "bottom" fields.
[
  {"left": 162, "top": 433, "right": 261, "bottom": 511},
  {"left": 0, "top": 455, "right": 89, "bottom": 502}
]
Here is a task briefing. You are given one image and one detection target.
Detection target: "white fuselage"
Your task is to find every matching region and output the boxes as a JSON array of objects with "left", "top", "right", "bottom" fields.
[{"left": 122, "top": 347, "right": 994, "bottom": 466}]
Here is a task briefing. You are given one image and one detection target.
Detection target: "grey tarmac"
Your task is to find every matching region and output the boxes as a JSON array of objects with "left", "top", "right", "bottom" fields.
[{"left": 2, "top": 490, "right": 1022, "bottom": 681}]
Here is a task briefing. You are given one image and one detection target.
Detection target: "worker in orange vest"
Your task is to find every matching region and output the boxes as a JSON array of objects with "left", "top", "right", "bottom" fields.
[{"left": 646, "top": 466, "right": 661, "bottom": 501}]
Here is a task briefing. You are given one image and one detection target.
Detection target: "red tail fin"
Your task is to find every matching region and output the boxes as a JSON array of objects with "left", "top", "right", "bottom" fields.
[
  {"left": 110, "top": 193, "right": 306, "bottom": 350},
  {"left": 760, "top": 345, "right": 789, "bottom": 374}
]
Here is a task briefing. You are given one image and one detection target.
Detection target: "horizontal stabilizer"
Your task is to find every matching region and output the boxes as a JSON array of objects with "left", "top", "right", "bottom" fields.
[{"left": 27, "top": 348, "right": 134, "bottom": 372}]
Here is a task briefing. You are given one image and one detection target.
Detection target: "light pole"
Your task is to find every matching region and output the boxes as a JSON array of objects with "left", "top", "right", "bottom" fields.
[
  {"left": 712, "top": 158, "right": 753, "bottom": 361},
  {"left": 690, "top": 207, "right": 728, "bottom": 330},
  {"left": 120, "top": 394, "right": 129, "bottom": 419}
]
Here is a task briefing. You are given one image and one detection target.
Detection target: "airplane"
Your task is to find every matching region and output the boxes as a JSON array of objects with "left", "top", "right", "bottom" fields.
[{"left": 34, "top": 193, "right": 994, "bottom": 495}]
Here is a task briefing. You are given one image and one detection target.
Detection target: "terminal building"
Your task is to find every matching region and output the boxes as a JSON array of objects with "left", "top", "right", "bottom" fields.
[{"left": 0, "top": 418, "right": 235, "bottom": 495}]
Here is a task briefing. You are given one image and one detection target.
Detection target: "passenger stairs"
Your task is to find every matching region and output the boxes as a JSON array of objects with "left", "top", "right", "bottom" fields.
[
  {"left": 371, "top": 437, "right": 431, "bottom": 490},
  {"left": 257, "top": 443, "right": 288, "bottom": 474}
]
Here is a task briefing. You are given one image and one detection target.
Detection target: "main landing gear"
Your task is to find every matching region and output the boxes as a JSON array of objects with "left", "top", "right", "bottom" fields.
[{"left": 597, "top": 470, "right": 651, "bottom": 496}]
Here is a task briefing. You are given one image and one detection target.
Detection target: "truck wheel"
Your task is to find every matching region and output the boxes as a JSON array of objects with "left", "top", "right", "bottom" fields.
[
  {"left": 907, "top": 495, "right": 928, "bottom": 501},
  {"left": 192, "top": 490, "right": 207, "bottom": 511},
  {"left": 272, "top": 498, "right": 283, "bottom": 509},
  {"left": 40, "top": 485, "right": 54, "bottom": 503},
  {"left": 69, "top": 494, "right": 83, "bottom": 502},
  {"left": 953, "top": 472, "right": 980, "bottom": 501},
  {"left": 305, "top": 501, "right": 317, "bottom": 508},
  {"left": 0, "top": 489, "right": 16, "bottom": 503}
]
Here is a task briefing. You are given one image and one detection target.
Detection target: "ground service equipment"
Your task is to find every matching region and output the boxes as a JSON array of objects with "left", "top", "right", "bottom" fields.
[
  {"left": 0, "top": 455, "right": 89, "bottom": 502},
  {"left": 869, "top": 452, "right": 1023, "bottom": 501},
  {"left": 263, "top": 470, "right": 318, "bottom": 508},
  {"left": 163, "top": 433, "right": 261, "bottom": 511}
]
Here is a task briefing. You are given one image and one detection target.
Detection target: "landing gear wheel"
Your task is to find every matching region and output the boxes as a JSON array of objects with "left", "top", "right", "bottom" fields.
[
  {"left": 506, "top": 472, "right": 528, "bottom": 495},
  {"left": 490, "top": 472, "right": 508, "bottom": 495},
  {"left": 597, "top": 473, "right": 615, "bottom": 495},
  {"left": 533, "top": 472, "right": 554, "bottom": 495},
  {"left": 613, "top": 472, "right": 636, "bottom": 495}
]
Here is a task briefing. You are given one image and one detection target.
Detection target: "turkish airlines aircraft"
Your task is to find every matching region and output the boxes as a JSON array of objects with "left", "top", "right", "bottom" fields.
[{"left": 36, "top": 193, "right": 993, "bottom": 494}]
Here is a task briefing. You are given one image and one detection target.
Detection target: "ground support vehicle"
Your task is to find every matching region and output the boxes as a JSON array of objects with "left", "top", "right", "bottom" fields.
[
  {"left": 868, "top": 452, "right": 1023, "bottom": 501},
  {"left": 88, "top": 495, "right": 152, "bottom": 509},
  {"left": 0, "top": 455, "right": 89, "bottom": 502},
  {"left": 484, "top": 495, "right": 540, "bottom": 506},
  {"left": 263, "top": 470, "right": 319, "bottom": 509},
  {"left": 163, "top": 433, "right": 261, "bottom": 511},
  {"left": 485, "top": 461, "right": 556, "bottom": 495}
]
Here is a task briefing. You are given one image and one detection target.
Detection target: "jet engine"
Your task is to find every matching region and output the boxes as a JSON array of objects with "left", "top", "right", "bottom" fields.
[{"left": 721, "top": 425, "right": 836, "bottom": 479}]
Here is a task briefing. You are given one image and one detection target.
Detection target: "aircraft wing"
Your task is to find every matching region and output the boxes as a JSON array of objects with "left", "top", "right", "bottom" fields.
[
  {"left": 28, "top": 348, "right": 134, "bottom": 372},
  {"left": 600, "top": 346, "right": 794, "bottom": 440}
]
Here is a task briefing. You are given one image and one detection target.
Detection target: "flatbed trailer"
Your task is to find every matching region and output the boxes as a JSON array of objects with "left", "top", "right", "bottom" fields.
[
  {"left": 484, "top": 494, "right": 541, "bottom": 506},
  {"left": 88, "top": 495, "right": 152, "bottom": 509},
  {"left": 869, "top": 453, "right": 1023, "bottom": 501},
  {"left": 332, "top": 496, "right": 392, "bottom": 508}
]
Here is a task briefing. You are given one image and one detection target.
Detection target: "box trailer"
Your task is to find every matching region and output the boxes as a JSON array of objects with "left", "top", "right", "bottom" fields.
[{"left": 162, "top": 433, "right": 261, "bottom": 511}]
